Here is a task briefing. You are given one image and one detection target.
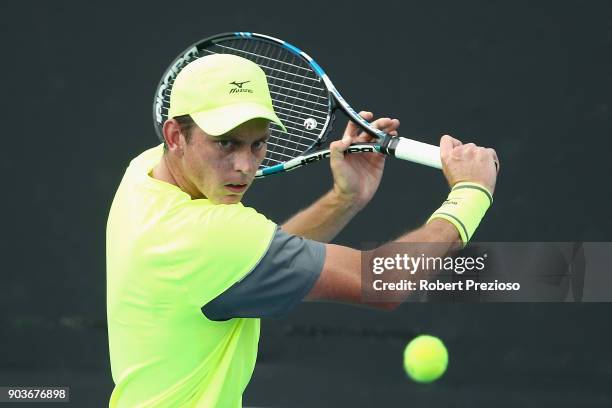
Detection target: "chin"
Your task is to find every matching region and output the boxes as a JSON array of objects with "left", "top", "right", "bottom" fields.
[{"left": 220, "top": 195, "right": 242, "bottom": 204}]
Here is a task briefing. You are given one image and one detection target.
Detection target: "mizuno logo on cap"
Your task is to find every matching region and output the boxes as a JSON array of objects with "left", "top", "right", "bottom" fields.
[{"left": 229, "top": 80, "right": 253, "bottom": 94}]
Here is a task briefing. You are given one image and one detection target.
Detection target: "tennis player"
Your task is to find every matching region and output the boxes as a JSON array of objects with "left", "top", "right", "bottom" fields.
[{"left": 107, "top": 54, "right": 498, "bottom": 407}]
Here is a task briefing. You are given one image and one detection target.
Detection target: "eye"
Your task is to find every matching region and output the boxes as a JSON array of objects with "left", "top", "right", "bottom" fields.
[
  {"left": 252, "top": 140, "right": 267, "bottom": 151},
  {"left": 217, "top": 140, "right": 234, "bottom": 150}
]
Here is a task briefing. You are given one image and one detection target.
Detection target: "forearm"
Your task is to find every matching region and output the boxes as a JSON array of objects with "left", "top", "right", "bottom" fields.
[
  {"left": 306, "top": 218, "right": 462, "bottom": 306},
  {"left": 305, "top": 133, "right": 499, "bottom": 309},
  {"left": 394, "top": 218, "right": 461, "bottom": 248},
  {"left": 281, "top": 189, "right": 360, "bottom": 243}
]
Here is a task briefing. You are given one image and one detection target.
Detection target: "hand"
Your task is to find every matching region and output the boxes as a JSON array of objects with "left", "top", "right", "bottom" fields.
[
  {"left": 329, "top": 111, "right": 400, "bottom": 210},
  {"left": 439, "top": 135, "right": 499, "bottom": 195}
]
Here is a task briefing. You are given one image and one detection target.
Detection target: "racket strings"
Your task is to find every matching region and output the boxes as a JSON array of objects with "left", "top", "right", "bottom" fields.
[
  {"left": 158, "top": 38, "right": 332, "bottom": 169},
  {"left": 204, "top": 38, "right": 331, "bottom": 168}
]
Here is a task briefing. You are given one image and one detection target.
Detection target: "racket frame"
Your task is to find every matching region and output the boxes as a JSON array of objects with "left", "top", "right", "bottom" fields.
[{"left": 152, "top": 32, "right": 440, "bottom": 178}]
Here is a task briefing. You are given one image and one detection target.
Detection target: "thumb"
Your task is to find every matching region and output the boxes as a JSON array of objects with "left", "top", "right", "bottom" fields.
[{"left": 330, "top": 139, "right": 349, "bottom": 161}]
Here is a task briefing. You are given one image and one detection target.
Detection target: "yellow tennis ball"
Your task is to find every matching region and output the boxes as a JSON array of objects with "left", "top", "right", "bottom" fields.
[{"left": 403, "top": 335, "right": 448, "bottom": 383}]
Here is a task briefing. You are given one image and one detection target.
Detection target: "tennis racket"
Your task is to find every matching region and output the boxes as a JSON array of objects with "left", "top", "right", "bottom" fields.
[{"left": 153, "top": 32, "right": 442, "bottom": 178}]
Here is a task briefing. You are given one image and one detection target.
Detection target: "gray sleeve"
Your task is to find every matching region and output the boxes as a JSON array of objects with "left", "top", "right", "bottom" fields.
[{"left": 201, "top": 228, "right": 326, "bottom": 321}]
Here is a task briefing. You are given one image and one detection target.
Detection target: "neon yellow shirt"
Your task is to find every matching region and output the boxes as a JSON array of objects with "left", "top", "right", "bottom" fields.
[{"left": 106, "top": 145, "right": 276, "bottom": 407}]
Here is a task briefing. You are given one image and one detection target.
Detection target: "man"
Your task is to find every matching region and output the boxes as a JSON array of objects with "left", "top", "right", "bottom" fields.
[{"left": 107, "top": 54, "right": 498, "bottom": 407}]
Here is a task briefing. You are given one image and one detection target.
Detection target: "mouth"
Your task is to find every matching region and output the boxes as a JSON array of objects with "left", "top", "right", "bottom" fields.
[{"left": 225, "top": 183, "right": 247, "bottom": 194}]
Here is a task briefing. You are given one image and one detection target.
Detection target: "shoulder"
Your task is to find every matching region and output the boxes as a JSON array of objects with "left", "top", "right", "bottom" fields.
[
  {"left": 162, "top": 202, "right": 277, "bottom": 250},
  {"left": 175, "top": 202, "right": 273, "bottom": 227}
]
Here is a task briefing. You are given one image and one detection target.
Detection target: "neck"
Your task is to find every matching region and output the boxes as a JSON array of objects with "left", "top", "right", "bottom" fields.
[
  {"left": 151, "top": 154, "right": 177, "bottom": 185},
  {"left": 152, "top": 154, "right": 201, "bottom": 199}
]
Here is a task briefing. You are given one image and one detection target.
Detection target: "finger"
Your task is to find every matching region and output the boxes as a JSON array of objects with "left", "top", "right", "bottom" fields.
[
  {"left": 440, "top": 134, "right": 461, "bottom": 160},
  {"left": 382, "top": 119, "right": 400, "bottom": 136},
  {"left": 488, "top": 148, "right": 500, "bottom": 173},
  {"left": 355, "top": 117, "right": 400, "bottom": 142},
  {"left": 368, "top": 117, "right": 397, "bottom": 132},
  {"left": 380, "top": 118, "right": 400, "bottom": 139},
  {"left": 354, "top": 119, "right": 379, "bottom": 140},
  {"left": 344, "top": 120, "right": 360, "bottom": 140},
  {"left": 344, "top": 111, "right": 374, "bottom": 140},
  {"left": 455, "top": 144, "right": 478, "bottom": 160},
  {"left": 330, "top": 139, "right": 348, "bottom": 161},
  {"left": 443, "top": 134, "right": 462, "bottom": 148},
  {"left": 355, "top": 132, "right": 374, "bottom": 143},
  {"left": 487, "top": 148, "right": 498, "bottom": 162},
  {"left": 355, "top": 128, "right": 387, "bottom": 143},
  {"left": 356, "top": 111, "right": 374, "bottom": 133},
  {"left": 374, "top": 118, "right": 400, "bottom": 135},
  {"left": 360, "top": 111, "right": 374, "bottom": 120}
]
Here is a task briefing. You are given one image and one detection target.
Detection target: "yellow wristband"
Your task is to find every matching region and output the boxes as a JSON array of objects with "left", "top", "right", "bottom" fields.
[{"left": 428, "top": 182, "right": 493, "bottom": 246}]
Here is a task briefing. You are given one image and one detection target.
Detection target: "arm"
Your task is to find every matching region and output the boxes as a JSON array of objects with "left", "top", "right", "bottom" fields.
[
  {"left": 305, "top": 219, "right": 460, "bottom": 308},
  {"left": 281, "top": 190, "right": 359, "bottom": 243},
  {"left": 200, "top": 221, "right": 457, "bottom": 321},
  {"left": 202, "top": 137, "right": 498, "bottom": 319},
  {"left": 306, "top": 134, "right": 500, "bottom": 309}
]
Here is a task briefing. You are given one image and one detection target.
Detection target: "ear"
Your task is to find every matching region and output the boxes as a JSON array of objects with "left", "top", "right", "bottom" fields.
[{"left": 162, "top": 119, "right": 184, "bottom": 154}]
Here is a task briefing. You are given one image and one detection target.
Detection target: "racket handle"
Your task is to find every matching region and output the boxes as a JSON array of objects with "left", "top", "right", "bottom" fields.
[{"left": 392, "top": 137, "right": 442, "bottom": 169}]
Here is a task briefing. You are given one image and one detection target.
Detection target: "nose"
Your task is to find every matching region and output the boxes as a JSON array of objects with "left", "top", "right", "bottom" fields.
[{"left": 232, "top": 149, "right": 257, "bottom": 174}]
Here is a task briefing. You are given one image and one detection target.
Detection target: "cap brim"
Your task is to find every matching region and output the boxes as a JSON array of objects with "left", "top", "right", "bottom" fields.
[{"left": 190, "top": 102, "right": 287, "bottom": 136}]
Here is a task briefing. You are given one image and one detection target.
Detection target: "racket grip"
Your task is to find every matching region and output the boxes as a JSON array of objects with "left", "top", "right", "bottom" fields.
[{"left": 392, "top": 137, "right": 442, "bottom": 169}]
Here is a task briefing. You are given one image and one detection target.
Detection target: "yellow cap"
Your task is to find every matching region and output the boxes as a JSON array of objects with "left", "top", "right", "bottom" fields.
[{"left": 168, "top": 54, "right": 286, "bottom": 136}]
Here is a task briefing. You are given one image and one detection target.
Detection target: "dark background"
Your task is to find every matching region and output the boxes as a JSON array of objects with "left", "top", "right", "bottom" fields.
[{"left": 2, "top": 0, "right": 612, "bottom": 406}]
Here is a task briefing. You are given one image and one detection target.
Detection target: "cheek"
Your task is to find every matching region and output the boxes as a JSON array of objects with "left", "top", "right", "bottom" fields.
[
  {"left": 203, "top": 156, "right": 236, "bottom": 190},
  {"left": 185, "top": 148, "right": 224, "bottom": 183},
  {"left": 253, "top": 147, "right": 267, "bottom": 166}
]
